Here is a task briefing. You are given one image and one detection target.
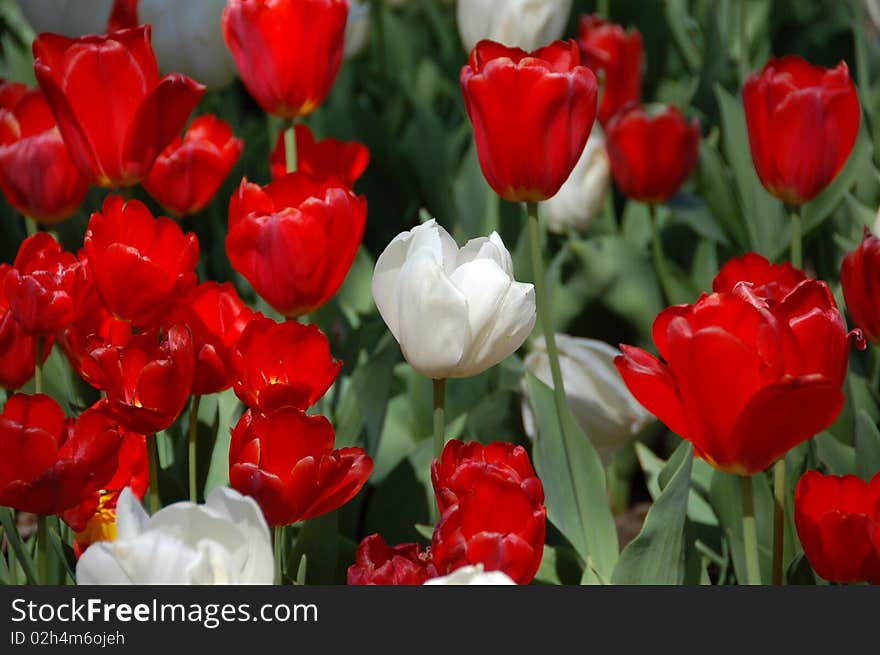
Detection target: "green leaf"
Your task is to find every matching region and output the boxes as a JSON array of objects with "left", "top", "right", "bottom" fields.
[
  {"left": 351, "top": 334, "right": 399, "bottom": 456},
  {"left": 814, "top": 431, "right": 856, "bottom": 475},
  {"left": 854, "top": 410, "right": 880, "bottom": 482},
  {"left": 289, "top": 512, "right": 339, "bottom": 584},
  {"left": 336, "top": 246, "right": 376, "bottom": 327},
  {"left": 0, "top": 508, "right": 36, "bottom": 585},
  {"left": 204, "top": 389, "right": 241, "bottom": 496},
  {"left": 47, "top": 526, "right": 76, "bottom": 583},
  {"left": 612, "top": 443, "right": 694, "bottom": 584},
  {"left": 634, "top": 442, "right": 717, "bottom": 526},
  {"left": 527, "top": 374, "right": 619, "bottom": 580}
]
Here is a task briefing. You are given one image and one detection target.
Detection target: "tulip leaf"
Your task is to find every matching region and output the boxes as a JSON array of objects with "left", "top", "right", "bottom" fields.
[
  {"left": 854, "top": 410, "right": 880, "bottom": 483},
  {"left": 612, "top": 443, "right": 694, "bottom": 584},
  {"left": 527, "top": 374, "right": 619, "bottom": 581},
  {"left": 634, "top": 442, "right": 717, "bottom": 526},
  {"left": 814, "top": 431, "right": 856, "bottom": 475},
  {"left": 203, "top": 388, "right": 241, "bottom": 496},
  {"left": 289, "top": 512, "right": 339, "bottom": 585},
  {"left": 351, "top": 333, "right": 400, "bottom": 456},
  {"left": 0, "top": 507, "right": 36, "bottom": 585}
]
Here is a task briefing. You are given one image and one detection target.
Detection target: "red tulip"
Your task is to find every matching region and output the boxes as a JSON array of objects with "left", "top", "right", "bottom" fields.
[
  {"left": 229, "top": 407, "right": 373, "bottom": 527},
  {"left": 430, "top": 439, "right": 546, "bottom": 585},
  {"left": 231, "top": 314, "right": 340, "bottom": 413},
  {"left": 616, "top": 266, "right": 861, "bottom": 475},
  {"left": 347, "top": 534, "right": 437, "bottom": 585},
  {"left": 81, "top": 324, "right": 194, "bottom": 434},
  {"left": 61, "top": 426, "right": 148, "bottom": 533},
  {"left": 164, "top": 282, "right": 253, "bottom": 396},
  {"left": 270, "top": 123, "right": 369, "bottom": 186},
  {"left": 3, "top": 233, "right": 91, "bottom": 335},
  {"left": 222, "top": 0, "right": 348, "bottom": 118},
  {"left": 461, "top": 40, "right": 598, "bottom": 202},
  {"left": 143, "top": 114, "right": 244, "bottom": 217},
  {"left": 841, "top": 229, "right": 880, "bottom": 345},
  {"left": 712, "top": 252, "right": 806, "bottom": 303},
  {"left": 226, "top": 173, "right": 366, "bottom": 317},
  {"left": 577, "top": 14, "right": 643, "bottom": 126},
  {"left": 0, "top": 394, "right": 123, "bottom": 516},
  {"left": 0, "top": 82, "right": 88, "bottom": 223},
  {"left": 743, "top": 56, "right": 860, "bottom": 205},
  {"left": 794, "top": 470, "right": 880, "bottom": 584},
  {"left": 605, "top": 104, "right": 700, "bottom": 204},
  {"left": 0, "top": 264, "right": 52, "bottom": 390},
  {"left": 33, "top": 26, "right": 205, "bottom": 188},
  {"left": 84, "top": 194, "right": 200, "bottom": 327},
  {"left": 108, "top": 0, "right": 140, "bottom": 31}
]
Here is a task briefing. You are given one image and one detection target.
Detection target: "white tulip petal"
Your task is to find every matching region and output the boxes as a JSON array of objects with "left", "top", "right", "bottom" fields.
[
  {"left": 456, "top": 0, "right": 573, "bottom": 52},
  {"left": 115, "top": 487, "right": 148, "bottom": 540},
  {"left": 424, "top": 564, "right": 517, "bottom": 585}
]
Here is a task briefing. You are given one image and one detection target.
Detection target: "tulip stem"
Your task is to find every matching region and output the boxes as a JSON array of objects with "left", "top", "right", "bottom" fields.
[
  {"left": 432, "top": 379, "right": 446, "bottom": 460},
  {"left": 739, "top": 475, "right": 761, "bottom": 585},
  {"left": 737, "top": 0, "right": 749, "bottom": 85},
  {"left": 790, "top": 209, "right": 802, "bottom": 269},
  {"left": 526, "top": 202, "right": 569, "bottom": 433},
  {"left": 147, "top": 435, "right": 160, "bottom": 515},
  {"left": 274, "top": 527, "right": 283, "bottom": 585},
  {"left": 34, "top": 336, "right": 44, "bottom": 395},
  {"left": 599, "top": 0, "right": 610, "bottom": 17},
  {"left": 188, "top": 395, "right": 201, "bottom": 503},
  {"left": 649, "top": 204, "right": 675, "bottom": 304},
  {"left": 284, "top": 120, "right": 297, "bottom": 173},
  {"left": 37, "top": 515, "right": 48, "bottom": 585},
  {"left": 772, "top": 459, "right": 785, "bottom": 585}
]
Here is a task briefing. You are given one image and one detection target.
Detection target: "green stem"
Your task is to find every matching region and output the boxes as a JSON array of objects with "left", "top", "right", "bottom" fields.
[
  {"left": 772, "top": 459, "right": 785, "bottom": 585},
  {"left": 432, "top": 379, "right": 446, "bottom": 461},
  {"left": 738, "top": 0, "right": 749, "bottom": 85},
  {"left": 274, "top": 527, "right": 283, "bottom": 585},
  {"left": 790, "top": 209, "right": 802, "bottom": 269},
  {"left": 34, "top": 336, "right": 44, "bottom": 395},
  {"left": 187, "top": 395, "right": 201, "bottom": 503},
  {"left": 284, "top": 119, "right": 298, "bottom": 173},
  {"left": 526, "top": 202, "right": 569, "bottom": 426},
  {"left": 598, "top": 0, "right": 610, "bottom": 18},
  {"left": 147, "top": 435, "right": 160, "bottom": 514},
  {"left": 740, "top": 475, "right": 761, "bottom": 585},
  {"left": 37, "top": 515, "right": 48, "bottom": 585},
  {"left": 871, "top": 344, "right": 880, "bottom": 390},
  {"left": 8, "top": 542, "right": 17, "bottom": 585},
  {"left": 649, "top": 204, "right": 675, "bottom": 304}
]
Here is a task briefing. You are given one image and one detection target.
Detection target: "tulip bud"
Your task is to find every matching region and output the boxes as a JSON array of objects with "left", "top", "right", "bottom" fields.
[
  {"left": 372, "top": 219, "right": 536, "bottom": 380},
  {"left": 424, "top": 564, "right": 516, "bottom": 585},
  {"left": 76, "top": 487, "right": 275, "bottom": 584},
  {"left": 456, "top": 0, "right": 573, "bottom": 53},
  {"left": 521, "top": 335, "right": 654, "bottom": 459},
  {"left": 139, "top": 0, "right": 238, "bottom": 89},
  {"left": 539, "top": 127, "right": 611, "bottom": 234}
]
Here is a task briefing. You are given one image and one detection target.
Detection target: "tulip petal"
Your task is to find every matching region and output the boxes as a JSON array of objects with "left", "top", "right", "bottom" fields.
[{"left": 615, "top": 345, "right": 690, "bottom": 440}]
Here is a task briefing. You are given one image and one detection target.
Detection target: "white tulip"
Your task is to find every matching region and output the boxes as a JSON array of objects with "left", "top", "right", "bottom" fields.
[
  {"left": 540, "top": 126, "right": 610, "bottom": 234},
  {"left": 76, "top": 487, "right": 274, "bottom": 585},
  {"left": 424, "top": 564, "right": 517, "bottom": 585},
  {"left": 456, "top": 0, "right": 573, "bottom": 53},
  {"left": 372, "top": 219, "right": 536, "bottom": 380},
  {"left": 138, "top": 0, "right": 237, "bottom": 88},
  {"left": 522, "top": 335, "right": 654, "bottom": 458},
  {"left": 345, "top": 0, "right": 371, "bottom": 59},
  {"left": 873, "top": 204, "right": 880, "bottom": 236},
  {"left": 17, "top": 0, "right": 115, "bottom": 37}
]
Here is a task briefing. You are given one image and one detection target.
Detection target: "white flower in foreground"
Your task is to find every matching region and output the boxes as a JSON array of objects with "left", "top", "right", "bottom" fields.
[
  {"left": 76, "top": 487, "right": 273, "bottom": 585},
  {"left": 424, "top": 565, "right": 516, "bottom": 585},
  {"left": 540, "top": 127, "right": 611, "bottom": 234},
  {"left": 372, "top": 219, "right": 536, "bottom": 379},
  {"left": 456, "top": 0, "right": 573, "bottom": 53},
  {"left": 138, "top": 0, "right": 237, "bottom": 88},
  {"left": 522, "top": 335, "right": 654, "bottom": 458},
  {"left": 345, "top": 0, "right": 371, "bottom": 58},
  {"left": 17, "top": 0, "right": 114, "bottom": 37}
]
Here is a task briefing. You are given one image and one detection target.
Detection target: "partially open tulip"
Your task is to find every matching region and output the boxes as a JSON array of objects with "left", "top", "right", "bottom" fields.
[
  {"left": 76, "top": 486, "right": 274, "bottom": 584},
  {"left": 431, "top": 440, "right": 546, "bottom": 585},
  {"left": 0, "top": 265, "right": 52, "bottom": 390},
  {"left": 712, "top": 252, "right": 806, "bottom": 302},
  {"left": 269, "top": 123, "right": 369, "bottom": 186},
  {"left": 3, "top": 233, "right": 91, "bottom": 335},
  {"left": 605, "top": 104, "right": 700, "bottom": 204},
  {"left": 842, "top": 230, "right": 880, "bottom": 344},
  {"left": 164, "top": 282, "right": 253, "bottom": 397},
  {"left": 577, "top": 15, "right": 643, "bottom": 126},
  {"left": 743, "top": 56, "right": 860, "bottom": 205},
  {"left": 347, "top": 533, "right": 437, "bottom": 585},
  {"left": 539, "top": 127, "right": 610, "bottom": 234},
  {"left": 139, "top": 0, "right": 238, "bottom": 88},
  {"left": 372, "top": 220, "right": 535, "bottom": 380},
  {"left": 84, "top": 195, "right": 200, "bottom": 327},
  {"left": 16, "top": 0, "right": 116, "bottom": 37},
  {"left": 424, "top": 564, "right": 516, "bottom": 585},
  {"left": 229, "top": 407, "right": 373, "bottom": 527},
  {"left": 616, "top": 258, "right": 861, "bottom": 475},
  {"left": 461, "top": 40, "right": 598, "bottom": 202},
  {"left": 226, "top": 173, "right": 366, "bottom": 317},
  {"left": 456, "top": 0, "right": 572, "bottom": 53},
  {"left": 522, "top": 335, "right": 654, "bottom": 459},
  {"left": 81, "top": 324, "right": 194, "bottom": 435},
  {"left": 231, "top": 314, "right": 340, "bottom": 413},
  {"left": 33, "top": 26, "right": 205, "bottom": 187},
  {"left": 143, "top": 114, "right": 243, "bottom": 217},
  {"left": 0, "top": 82, "right": 88, "bottom": 223},
  {"left": 222, "top": 0, "right": 348, "bottom": 118},
  {"left": 0, "top": 395, "right": 123, "bottom": 516},
  {"left": 794, "top": 470, "right": 880, "bottom": 584}
]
